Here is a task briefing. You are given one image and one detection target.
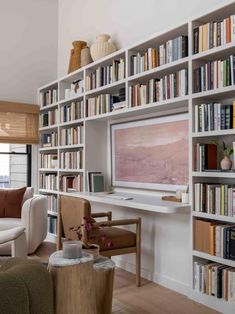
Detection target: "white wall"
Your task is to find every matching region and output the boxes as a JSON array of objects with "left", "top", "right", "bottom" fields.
[
  {"left": 58, "top": 0, "right": 232, "bottom": 76},
  {"left": 0, "top": 0, "right": 58, "bottom": 104}
]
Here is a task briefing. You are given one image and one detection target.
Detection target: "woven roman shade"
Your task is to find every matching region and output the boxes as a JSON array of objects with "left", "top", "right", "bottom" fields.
[{"left": 0, "top": 101, "right": 39, "bottom": 144}]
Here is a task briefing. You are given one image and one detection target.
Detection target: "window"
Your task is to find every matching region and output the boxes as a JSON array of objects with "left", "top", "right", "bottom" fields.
[{"left": 0, "top": 144, "right": 32, "bottom": 188}]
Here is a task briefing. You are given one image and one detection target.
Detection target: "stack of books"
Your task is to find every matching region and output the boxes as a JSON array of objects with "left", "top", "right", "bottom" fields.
[
  {"left": 194, "top": 183, "right": 235, "bottom": 216},
  {"left": 193, "top": 260, "right": 235, "bottom": 301},
  {"left": 193, "top": 15, "right": 235, "bottom": 54},
  {"left": 194, "top": 143, "right": 217, "bottom": 171},
  {"left": 40, "top": 173, "right": 57, "bottom": 190},
  {"left": 48, "top": 216, "right": 57, "bottom": 234},
  {"left": 86, "top": 94, "right": 120, "bottom": 117},
  {"left": 41, "top": 132, "right": 58, "bottom": 147},
  {"left": 41, "top": 109, "right": 58, "bottom": 127},
  {"left": 64, "top": 80, "right": 84, "bottom": 99},
  {"left": 41, "top": 153, "right": 57, "bottom": 169},
  {"left": 47, "top": 195, "right": 57, "bottom": 212},
  {"left": 60, "top": 150, "right": 83, "bottom": 169},
  {"left": 60, "top": 174, "right": 83, "bottom": 192},
  {"left": 85, "top": 58, "right": 125, "bottom": 90},
  {"left": 86, "top": 171, "right": 104, "bottom": 192},
  {"left": 60, "top": 101, "right": 84, "bottom": 123},
  {"left": 194, "top": 101, "right": 235, "bottom": 132},
  {"left": 130, "top": 35, "right": 188, "bottom": 75},
  {"left": 129, "top": 69, "right": 188, "bottom": 107},
  {"left": 60, "top": 126, "right": 83, "bottom": 146},
  {"left": 194, "top": 219, "right": 235, "bottom": 260},
  {"left": 40, "top": 88, "right": 58, "bottom": 107},
  {"left": 194, "top": 54, "right": 235, "bottom": 93}
]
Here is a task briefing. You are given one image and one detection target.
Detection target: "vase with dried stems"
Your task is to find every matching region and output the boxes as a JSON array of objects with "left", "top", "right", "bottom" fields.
[{"left": 68, "top": 40, "right": 87, "bottom": 74}]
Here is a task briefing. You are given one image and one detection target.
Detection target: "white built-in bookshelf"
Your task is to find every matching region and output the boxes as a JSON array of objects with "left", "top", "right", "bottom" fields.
[{"left": 38, "top": 2, "right": 235, "bottom": 312}]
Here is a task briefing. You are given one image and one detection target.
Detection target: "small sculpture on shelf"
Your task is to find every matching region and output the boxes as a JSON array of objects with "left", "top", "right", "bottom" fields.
[{"left": 90, "top": 34, "right": 116, "bottom": 61}]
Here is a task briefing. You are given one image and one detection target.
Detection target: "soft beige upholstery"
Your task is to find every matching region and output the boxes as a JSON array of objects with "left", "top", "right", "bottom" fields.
[
  {"left": 0, "top": 227, "right": 27, "bottom": 258},
  {"left": 0, "top": 188, "right": 47, "bottom": 255}
]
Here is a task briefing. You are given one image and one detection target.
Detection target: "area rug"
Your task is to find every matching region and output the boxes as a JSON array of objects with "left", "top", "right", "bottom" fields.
[{"left": 112, "top": 299, "right": 136, "bottom": 314}]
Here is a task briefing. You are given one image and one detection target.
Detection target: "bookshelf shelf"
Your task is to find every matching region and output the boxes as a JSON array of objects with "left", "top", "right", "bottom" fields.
[
  {"left": 39, "top": 125, "right": 58, "bottom": 132},
  {"left": 39, "top": 189, "right": 58, "bottom": 194},
  {"left": 59, "top": 94, "right": 84, "bottom": 105},
  {"left": 58, "top": 144, "right": 84, "bottom": 150},
  {"left": 192, "top": 41, "right": 235, "bottom": 61},
  {"left": 192, "top": 129, "right": 235, "bottom": 137},
  {"left": 128, "top": 57, "right": 189, "bottom": 82},
  {"left": 192, "top": 85, "right": 235, "bottom": 99},
  {"left": 85, "top": 79, "right": 126, "bottom": 97},
  {"left": 192, "top": 250, "right": 235, "bottom": 268},
  {"left": 40, "top": 102, "right": 59, "bottom": 111},
  {"left": 192, "top": 211, "right": 235, "bottom": 223},
  {"left": 192, "top": 171, "right": 235, "bottom": 178},
  {"left": 58, "top": 119, "right": 84, "bottom": 127},
  {"left": 39, "top": 168, "right": 58, "bottom": 172},
  {"left": 58, "top": 169, "right": 84, "bottom": 173},
  {"left": 39, "top": 147, "right": 58, "bottom": 152},
  {"left": 47, "top": 210, "right": 58, "bottom": 217}
]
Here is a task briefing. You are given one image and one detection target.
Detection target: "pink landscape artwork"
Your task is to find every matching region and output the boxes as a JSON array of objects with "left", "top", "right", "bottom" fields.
[{"left": 111, "top": 114, "right": 188, "bottom": 191}]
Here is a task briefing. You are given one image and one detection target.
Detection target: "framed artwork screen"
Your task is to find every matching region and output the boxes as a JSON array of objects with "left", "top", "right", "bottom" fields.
[{"left": 111, "top": 113, "right": 189, "bottom": 191}]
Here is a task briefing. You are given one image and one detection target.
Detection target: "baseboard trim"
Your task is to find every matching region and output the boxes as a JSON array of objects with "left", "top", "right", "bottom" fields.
[{"left": 113, "top": 257, "right": 190, "bottom": 296}]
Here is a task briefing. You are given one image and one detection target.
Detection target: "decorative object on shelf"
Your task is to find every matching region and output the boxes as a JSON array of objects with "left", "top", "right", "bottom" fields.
[
  {"left": 68, "top": 40, "right": 87, "bottom": 74},
  {"left": 90, "top": 34, "right": 116, "bottom": 61},
  {"left": 212, "top": 139, "right": 233, "bottom": 170},
  {"left": 62, "top": 240, "right": 82, "bottom": 259},
  {"left": 51, "top": 155, "right": 58, "bottom": 169},
  {"left": 80, "top": 46, "right": 92, "bottom": 67}
]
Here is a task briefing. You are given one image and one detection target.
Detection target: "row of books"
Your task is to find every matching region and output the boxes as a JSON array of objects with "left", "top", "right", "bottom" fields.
[
  {"left": 46, "top": 194, "right": 57, "bottom": 212},
  {"left": 40, "top": 173, "right": 57, "bottom": 191},
  {"left": 48, "top": 216, "right": 57, "bottom": 235},
  {"left": 86, "top": 94, "right": 120, "bottom": 117},
  {"left": 60, "top": 126, "right": 83, "bottom": 146},
  {"left": 193, "top": 15, "right": 235, "bottom": 54},
  {"left": 194, "top": 102, "right": 235, "bottom": 132},
  {"left": 193, "top": 260, "right": 235, "bottom": 302},
  {"left": 129, "top": 69, "right": 188, "bottom": 107},
  {"left": 194, "top": 219, "right": 235, "bottom": 260},
  {"left": 194, "top": 143, "right": 217, "bottom": 171},
  {"left": 60, "top": 174, "right": 83, "bottom": 192},
  {"left": 60, "top": 101, "right": 84, "bottom": 123},
  {"left": 60, "top": 151, "right": 83, "bottom": 169},
  {"left": 194, "top": 183, "right": 235, "bottom": 217},
  {"left": 40, "top": 88, "right": 58, "bottom": 107},
  {"left": 64, "top": 80, "right": 84, "bottom": 99},
  {"left": 194, "top": 55, "right": 235, "bottom": 93},
  {"left": 40, "top": 154, "right": 58, "bottom": 169},
  {"left": 85, "top": 58, "right": 125, "bottom": 90},
  {"left": 41, "top": 132, "right": 58, "bottom": 148},
  {"left": 86, "top": 171, "right": 104, "bottom": 192},
  {"left": 41, "top": 109, "right": 58, "bottom": 127},
  {"left": 130, "top": 35, "right": 188, "bottom": 75}
]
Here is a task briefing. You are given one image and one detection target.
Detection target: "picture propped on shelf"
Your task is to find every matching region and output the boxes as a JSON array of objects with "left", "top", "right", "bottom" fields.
[
  {"left": 111, "top": 113, "right": 189, "bottom": 191},
  {"left": 87, "top": 171, "right": 104, "bottom": 193}
]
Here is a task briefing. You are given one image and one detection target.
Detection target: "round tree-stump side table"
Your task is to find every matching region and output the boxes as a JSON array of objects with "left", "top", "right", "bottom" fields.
[{"left": 48, "top": 251, "right": 97, "bottom": 314}]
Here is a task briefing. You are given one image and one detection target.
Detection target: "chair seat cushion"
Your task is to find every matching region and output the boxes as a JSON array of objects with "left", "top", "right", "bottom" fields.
[
  {"left": 96, "top": 227, "right": 136, "bottom": 251},
  {"left": 0, "top": 218, "right": 21, "bottom": 231}
]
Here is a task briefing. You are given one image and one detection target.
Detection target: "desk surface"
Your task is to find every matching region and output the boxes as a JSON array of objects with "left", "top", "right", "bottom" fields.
[{"left": 60, "top": 191, "right": 190, "bottom": 214}]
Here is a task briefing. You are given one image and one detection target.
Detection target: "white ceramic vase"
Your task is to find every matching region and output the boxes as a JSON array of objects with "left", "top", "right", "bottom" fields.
[
  {"left": 90, "top": 34, "right": 116, "bottom": 61},
  {"left": 220, "top": 156, "right": 232, "bottom": 170}
]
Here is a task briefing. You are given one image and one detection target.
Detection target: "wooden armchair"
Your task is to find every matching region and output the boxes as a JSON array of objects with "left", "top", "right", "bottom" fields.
[{"left": 57, "top": 195, "right": 141, "bottom": 286}]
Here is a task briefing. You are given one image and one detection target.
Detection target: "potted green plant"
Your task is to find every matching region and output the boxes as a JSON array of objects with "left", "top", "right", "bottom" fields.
[{"left": 212, "top": 140, "right": 233, "bottom": 170}]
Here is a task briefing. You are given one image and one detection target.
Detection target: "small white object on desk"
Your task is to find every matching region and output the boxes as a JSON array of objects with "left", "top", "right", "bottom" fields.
[
  {"left": 181, "top": 192, "right": 189, "bottom": 204},
  {"left": 62, "top": 240, "right": 82, "bottom": 259}
]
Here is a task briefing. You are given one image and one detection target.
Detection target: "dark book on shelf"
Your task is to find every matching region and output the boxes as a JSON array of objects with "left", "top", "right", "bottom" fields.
[
  {"left": 194, "top": 27, "right": 199, "bottom": 54},
  {"left": 205, "top": 144, "right": 217, "bottom": 170},
  {"left": 229, "top": 228, "right": 235, "bottom": 261}
]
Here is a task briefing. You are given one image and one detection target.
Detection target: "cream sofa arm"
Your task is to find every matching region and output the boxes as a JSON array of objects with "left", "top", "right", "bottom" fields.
[{"left": 21, "top": 195, "right": 47, "bottom": 254}]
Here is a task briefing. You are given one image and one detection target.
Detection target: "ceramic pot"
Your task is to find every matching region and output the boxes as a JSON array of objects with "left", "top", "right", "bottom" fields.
[
  {"left": 81, "top": 46, "right": 92, "bottom": 67},
  {"left": 220, "top": 156, "right": 232, "bottom": 170},
  {"left": 90, "top": 34, "right": 116, "bottom": 61},
  {"left": 68, "top": 40, "right": 87, "bottom": 73}
]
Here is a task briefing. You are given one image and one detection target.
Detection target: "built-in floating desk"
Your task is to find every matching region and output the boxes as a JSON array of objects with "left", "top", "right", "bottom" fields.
[{"left": 60, "top": 192, "right": 190, "bottom": 214}]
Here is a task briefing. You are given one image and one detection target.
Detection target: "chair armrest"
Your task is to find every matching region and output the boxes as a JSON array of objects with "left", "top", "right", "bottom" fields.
[
  {"left": 92, "top": 217, "right": 141, "bottom": 228},
  {"left": 91, "top": 211, "right": 112, "bottom": 221},
  {"left": 21, "top": 195, "right": 47, "bottom": 254}
]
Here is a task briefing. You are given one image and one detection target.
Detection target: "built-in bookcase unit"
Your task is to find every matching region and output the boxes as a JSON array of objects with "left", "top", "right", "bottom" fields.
[{"left": 39, "top": 2, "right": 235, "bottom": 311}]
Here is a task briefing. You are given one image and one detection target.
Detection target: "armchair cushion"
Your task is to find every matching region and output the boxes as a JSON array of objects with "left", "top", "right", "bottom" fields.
[
  {"left": 0, "top": 187, "right": 26, "bottom": 218},
  {"left": 93, "top": 226, "right": 136, "bottom": 251}
]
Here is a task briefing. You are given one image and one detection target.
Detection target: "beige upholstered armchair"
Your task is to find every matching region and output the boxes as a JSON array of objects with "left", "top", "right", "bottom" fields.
[{"left": 0, "top": 188, "right": 47, "bottom": 255}]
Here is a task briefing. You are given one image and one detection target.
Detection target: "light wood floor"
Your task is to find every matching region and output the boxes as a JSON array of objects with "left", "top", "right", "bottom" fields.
[{"left": 32, "top": 241, "right": 219, "bottom": 314}]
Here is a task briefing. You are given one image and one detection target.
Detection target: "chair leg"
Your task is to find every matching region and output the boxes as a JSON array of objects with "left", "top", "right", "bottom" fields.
[
  {"left": 11, "top": 232, "right": 27, "bottom": 258},
  {"left": 136, "top": 217, "right": 141, "bottom": 287}
]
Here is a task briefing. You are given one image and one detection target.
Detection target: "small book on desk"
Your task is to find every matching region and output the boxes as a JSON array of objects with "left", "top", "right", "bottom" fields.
[{"left": 86, "top": 171, "right": 104, "bottom": 192}]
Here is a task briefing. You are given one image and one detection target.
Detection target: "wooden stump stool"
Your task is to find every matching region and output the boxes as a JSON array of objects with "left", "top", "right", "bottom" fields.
[
  {"left": 93, "top": 257, "right": 115, "bottom": 314},
  {"left": 48, "top": 251, "right": 97, "bottom": 314}
]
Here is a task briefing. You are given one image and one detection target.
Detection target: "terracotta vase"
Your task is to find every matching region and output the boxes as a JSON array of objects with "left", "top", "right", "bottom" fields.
[
  {"left": 68, "top": 40, "right": 87, "bottom": 74},
  {"left": 90, "top": 34, "right": 116, "bottom": 61},
  {"left": 81, "top": 46, "right": 92, "bottom": 67},
  {"left": 220, "top": 156, "right": 232, "bottom": 170}
]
